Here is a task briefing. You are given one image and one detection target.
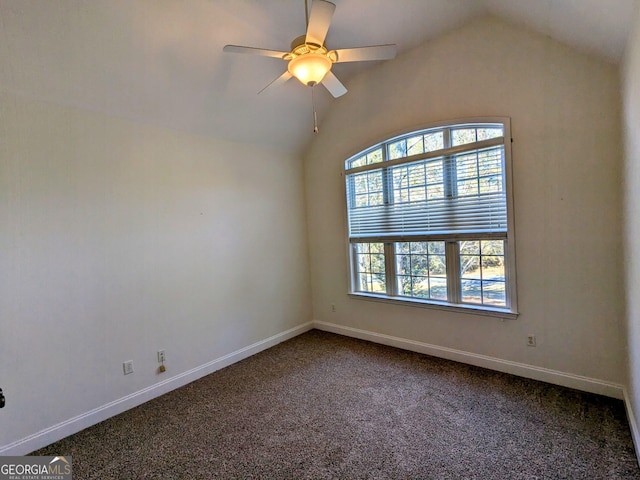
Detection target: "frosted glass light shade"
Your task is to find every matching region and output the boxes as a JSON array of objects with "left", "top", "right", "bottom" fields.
[{"left": 288, "top": 53, "right": 332, "bottom": 86}]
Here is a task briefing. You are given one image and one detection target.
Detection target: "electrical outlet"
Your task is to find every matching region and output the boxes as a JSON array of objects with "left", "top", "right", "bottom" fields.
[
  {"left": 158, "top": 350, "right": 166, "bottom": 363},
  {"left": 527, "top": 335, "right": 536, "bottom": 347},
  {"left": 123, "top": 360, "right": 134, "bottom": 375},
  {"left": 331, "top": 304, "right": 336, "bottom": 312}
]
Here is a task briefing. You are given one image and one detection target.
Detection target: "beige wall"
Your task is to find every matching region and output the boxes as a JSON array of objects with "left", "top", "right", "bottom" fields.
[
  {"left": 0, "top": 93, "right": 311, "bottom": 449},
  {"left": 623, "top": 2, "right": 640, "bottom": 446},
  {"left": 305, "top": 17, "right": 624, "bottom": 385}
]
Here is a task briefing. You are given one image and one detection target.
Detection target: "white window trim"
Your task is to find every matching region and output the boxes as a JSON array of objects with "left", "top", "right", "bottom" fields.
[{"left": 342, "top": 117, "right": 519, "bottom": 318}]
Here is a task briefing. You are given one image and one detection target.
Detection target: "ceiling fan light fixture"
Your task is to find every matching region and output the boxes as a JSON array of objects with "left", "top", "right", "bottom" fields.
[
  {"left": 288, "top": 52, "right": 332, "bottom": 86},
  {"left": 223, "top": 0, "right": 396, "bottom": 99}
]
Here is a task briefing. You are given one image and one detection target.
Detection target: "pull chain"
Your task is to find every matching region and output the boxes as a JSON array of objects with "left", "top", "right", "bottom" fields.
[{"left": 312, "top": 85, "right": 319, "bottom": 133}]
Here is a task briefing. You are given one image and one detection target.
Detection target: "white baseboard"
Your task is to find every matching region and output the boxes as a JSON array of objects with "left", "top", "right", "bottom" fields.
[
  {"left": 2, "top": 320, "right": 627, "bottom": 457},
  {"left": 313, "top": 320, "right": 624, "bottom": 399},
  {"left": 624, "top": 387, "right": 640, "bottom": 466},
  {"left": 0, "top": 322, "right": 313, "bottom": 456}
]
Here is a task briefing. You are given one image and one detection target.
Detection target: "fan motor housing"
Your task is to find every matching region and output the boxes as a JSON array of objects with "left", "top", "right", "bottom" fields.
[
  {"left": 288, "top": 35, "right": 336, "bottom": 62},
  {"left": 291, "top": 35, "right": 309, "bottom": 51}
]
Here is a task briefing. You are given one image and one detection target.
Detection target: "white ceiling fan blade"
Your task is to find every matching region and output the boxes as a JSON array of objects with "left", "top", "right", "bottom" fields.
[
  {"left": 333, "top": 44, "right": 397, "bottom": 63},
  {"left": 258, "top": 70, "right": 293, "bottom": 95},
  {"left": 321, "top": 71, "right": 347, "bottom": 98},
  {"left": 306, "top": 0, "right": 335, "bottom": 47},
  {"left": 223, "top": 45, "right": 289, "bottom": 60}
]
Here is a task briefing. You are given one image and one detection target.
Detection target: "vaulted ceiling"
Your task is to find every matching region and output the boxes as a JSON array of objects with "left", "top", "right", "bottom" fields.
[{"left": 1, "top": 0, "right": 637, "bottom": 156}]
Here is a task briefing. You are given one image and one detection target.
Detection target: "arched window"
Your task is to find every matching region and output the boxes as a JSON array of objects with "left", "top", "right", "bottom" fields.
[{"left": 344, "top": 118, "right": 518, "bottom": 317}]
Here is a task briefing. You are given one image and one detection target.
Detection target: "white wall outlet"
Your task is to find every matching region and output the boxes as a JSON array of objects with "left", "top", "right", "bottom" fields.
[
  {"left": 527, "top": 334, "right": 536, "bottom": 347},
  {"left": 157, "top": 350, "right": 166, "bottom": 363},
  {"left": 123, "top": 360, "right": 134, "bottom": 375}
]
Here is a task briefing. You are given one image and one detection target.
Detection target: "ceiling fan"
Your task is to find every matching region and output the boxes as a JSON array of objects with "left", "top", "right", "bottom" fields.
[{"left": 223, "top": 0, "right": 397, "bottom": 99}]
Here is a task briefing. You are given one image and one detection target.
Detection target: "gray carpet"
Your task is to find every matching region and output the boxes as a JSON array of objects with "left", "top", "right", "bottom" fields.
[{"left": 33, "top": 330, "right": 640, "bottom": 479}]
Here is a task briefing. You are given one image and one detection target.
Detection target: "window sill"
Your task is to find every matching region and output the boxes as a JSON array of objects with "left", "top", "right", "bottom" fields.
[{"left": 348, "top": 292, "right": 519, "bottom": 320}]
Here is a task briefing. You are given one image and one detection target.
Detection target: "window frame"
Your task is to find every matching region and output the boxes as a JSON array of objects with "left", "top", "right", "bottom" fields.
[{"left": 343, "top": 117, "right": 518, "bottom": 319}]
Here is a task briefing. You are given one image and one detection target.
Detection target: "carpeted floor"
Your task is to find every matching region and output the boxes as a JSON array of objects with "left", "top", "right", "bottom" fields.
[{"left": 33, "top": 330, "right": 640, "bottom": 479}]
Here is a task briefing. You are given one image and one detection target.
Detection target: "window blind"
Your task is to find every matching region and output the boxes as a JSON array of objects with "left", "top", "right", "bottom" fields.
[{"left": 346, "top": 145, "right": 507, "bottom": 239}]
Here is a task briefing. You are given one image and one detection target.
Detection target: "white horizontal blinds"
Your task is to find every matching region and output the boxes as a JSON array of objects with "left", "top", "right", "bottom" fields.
[
  {"left": 347, "top": 193, "right": 507, "bottom": 237},
  {"left": 346, "top": 128, "right": 507, "bottom": 240}
]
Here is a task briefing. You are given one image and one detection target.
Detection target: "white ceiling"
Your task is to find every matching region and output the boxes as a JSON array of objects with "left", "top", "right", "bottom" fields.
[{"left": 1, "top": 0, "right": 637, "bottom": 156}]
